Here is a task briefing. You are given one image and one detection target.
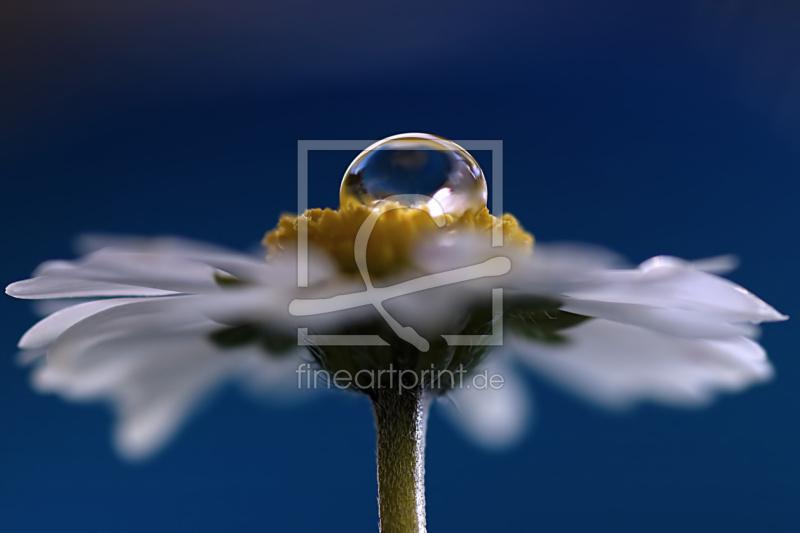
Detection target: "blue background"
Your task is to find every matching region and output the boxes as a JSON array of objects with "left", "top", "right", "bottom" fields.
[{"left": 1, "top": 1, "right": 798, "bottom": 531}]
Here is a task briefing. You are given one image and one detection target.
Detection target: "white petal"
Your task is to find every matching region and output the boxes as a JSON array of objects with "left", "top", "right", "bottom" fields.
[
  {"left": 6, "top": 277, "right": 178, "bottom": 299},
  {"left": 513, "top": 319, "right": 772, "bottom": 409},
  {"left": 16, "top": 348, "right": 47, "bottom": 365},
  {"left": 32, "top": 260, "right": 74, "bottom": 276},
  {"left": 32, "top": 299, "right": 93, "bottom": 317},
  {"left": 565, "top": 256, "right": 787, "bottom": 323},
  {"left": 18, "top": 298, "right": 149, "bottom": 349},
  {"left": 13, "top": 239, "right": 330, "bottom": 305},
  {"left": 204, "top": 280, "right": 382, "bottom": 332},
  {"left": 687, "top": 255, "right": 739, "bottom": 274},
  {"left": 236, "top": 351, "right": 318, "bottom": 401},
  {"left": 33, "top": 250, "right": 223, "bottom": 294},
  {"left": 34, "top": 331, "right": 230, "bottom": 459},
  {"left": 114, "top": 389, "right": 201, "bottom": 460},
  {"left": 438, "top": 356, "right": 532, "bottom": 449},
  {"left": 560, "top": 299, "right": 754, "bottom": 339},
  {"left": 34, "top": 322, "right": 306, "bottom": 459},
  {"left": 45, "top": 297, "right": 202, "bottom": 369},
  {"left": 76, "top": 233, "right": 334, "bottom": 286},
  {"left": 113, "top": 342, "right": 235, "bottom": 460},
  {"left": 416, "top": 234, "right": 625, "bottom": 273},
  {"left": 76, "top": 234, "right": 243, "bottom": 256}
]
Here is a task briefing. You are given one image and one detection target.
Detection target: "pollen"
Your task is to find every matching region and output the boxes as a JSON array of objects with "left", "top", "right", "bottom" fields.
[{"left": 263, "top": 203, "right": 533, "bottom": 278}]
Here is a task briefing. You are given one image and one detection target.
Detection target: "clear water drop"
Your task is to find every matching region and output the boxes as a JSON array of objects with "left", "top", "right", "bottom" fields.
[{"left": 340, "top": 133, "right": 487, "bottom": 215}]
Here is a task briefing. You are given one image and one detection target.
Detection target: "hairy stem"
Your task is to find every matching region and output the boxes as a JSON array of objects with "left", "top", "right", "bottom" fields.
[{"left": 371, "top": 387, "right": 430, "bottom": 533}]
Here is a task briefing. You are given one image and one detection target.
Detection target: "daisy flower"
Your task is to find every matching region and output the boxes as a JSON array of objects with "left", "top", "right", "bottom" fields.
[{"left": 6, "top": 133, "right": 785, "bottom": 533}]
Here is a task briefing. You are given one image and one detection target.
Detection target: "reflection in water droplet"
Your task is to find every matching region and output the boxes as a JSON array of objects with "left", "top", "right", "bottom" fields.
[{"left": 340, "top": 133, "right": 488, "bottom": 215}]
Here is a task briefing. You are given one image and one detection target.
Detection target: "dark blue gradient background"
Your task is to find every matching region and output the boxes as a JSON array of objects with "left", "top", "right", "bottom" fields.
[{"left": 1, "top": 1, "right": 798, "bottom": 531}]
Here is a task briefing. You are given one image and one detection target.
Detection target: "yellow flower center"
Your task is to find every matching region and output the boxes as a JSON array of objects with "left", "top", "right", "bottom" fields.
[{"left": 263, "top": 203, "right": 533, "bottom": 278}]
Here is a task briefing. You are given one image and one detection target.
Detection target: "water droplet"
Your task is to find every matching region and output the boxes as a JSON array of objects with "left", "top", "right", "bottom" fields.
[{"left": 340, "top": 133, "right": 487, "bottom": 216}]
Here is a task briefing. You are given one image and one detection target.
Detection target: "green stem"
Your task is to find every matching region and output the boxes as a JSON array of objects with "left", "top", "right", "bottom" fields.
[{"left": 371, "top": 387, "right": 430, "bottom": 533}]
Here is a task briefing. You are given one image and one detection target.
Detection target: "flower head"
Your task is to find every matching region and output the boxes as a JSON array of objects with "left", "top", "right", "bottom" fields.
[{"left": 6, "top": 133, "right": 786, "bottom": 458}]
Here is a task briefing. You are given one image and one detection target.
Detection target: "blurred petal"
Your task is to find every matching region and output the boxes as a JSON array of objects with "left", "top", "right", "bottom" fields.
[
  {"left": 415, "top": 235, "right": 625, "bottom": 295},
  {"left": 439, "top": 356, "right": 531, "bottom": 449},
  {"left": 74, "top": 234, "right": 283, "bottom": 283},
  {"left": 29, "top": 250, "right": 223, "bottom": 294},
  {"left": 76, "top": 234, "right": 247, "bottom": 256},
  {"left": 32, "top": 299, "right": 94, "bottom": 317},
  {"left": 560, "top": 299, "right": 755, "bottom": 339},
  {"left": 565, "top": 256, "right": 787, "bottom": 323},
  {"left": 45, "top": 297, "right": 204, "bottom": 369},
  {"left": 19, "top": 298, "right": 149, "bottom": 349},
  {"left": 688, "top": 254, "right": 739, "bottom": 274},
  {"left": 513, "top": 319, "right": 772, "bottom": 409},
  {"left": 16, "top": 348, "right": 46, "bottom": 365},
  {"left": 34, "top": 323, "right": 305, "bottom": 459}
]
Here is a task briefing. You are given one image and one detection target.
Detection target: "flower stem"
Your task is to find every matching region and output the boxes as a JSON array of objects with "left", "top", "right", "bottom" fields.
[{"left": 371, "top": 387, "right": 430, "bottom": 533}]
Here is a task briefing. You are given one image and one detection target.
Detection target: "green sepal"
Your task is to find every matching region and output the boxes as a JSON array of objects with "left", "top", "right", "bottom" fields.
[
  {"left": 505, "top": 296, "right": 590, "bottom": 344},
  {"left": 213, "top": 271, "right": 246, "bottom": 287}
]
